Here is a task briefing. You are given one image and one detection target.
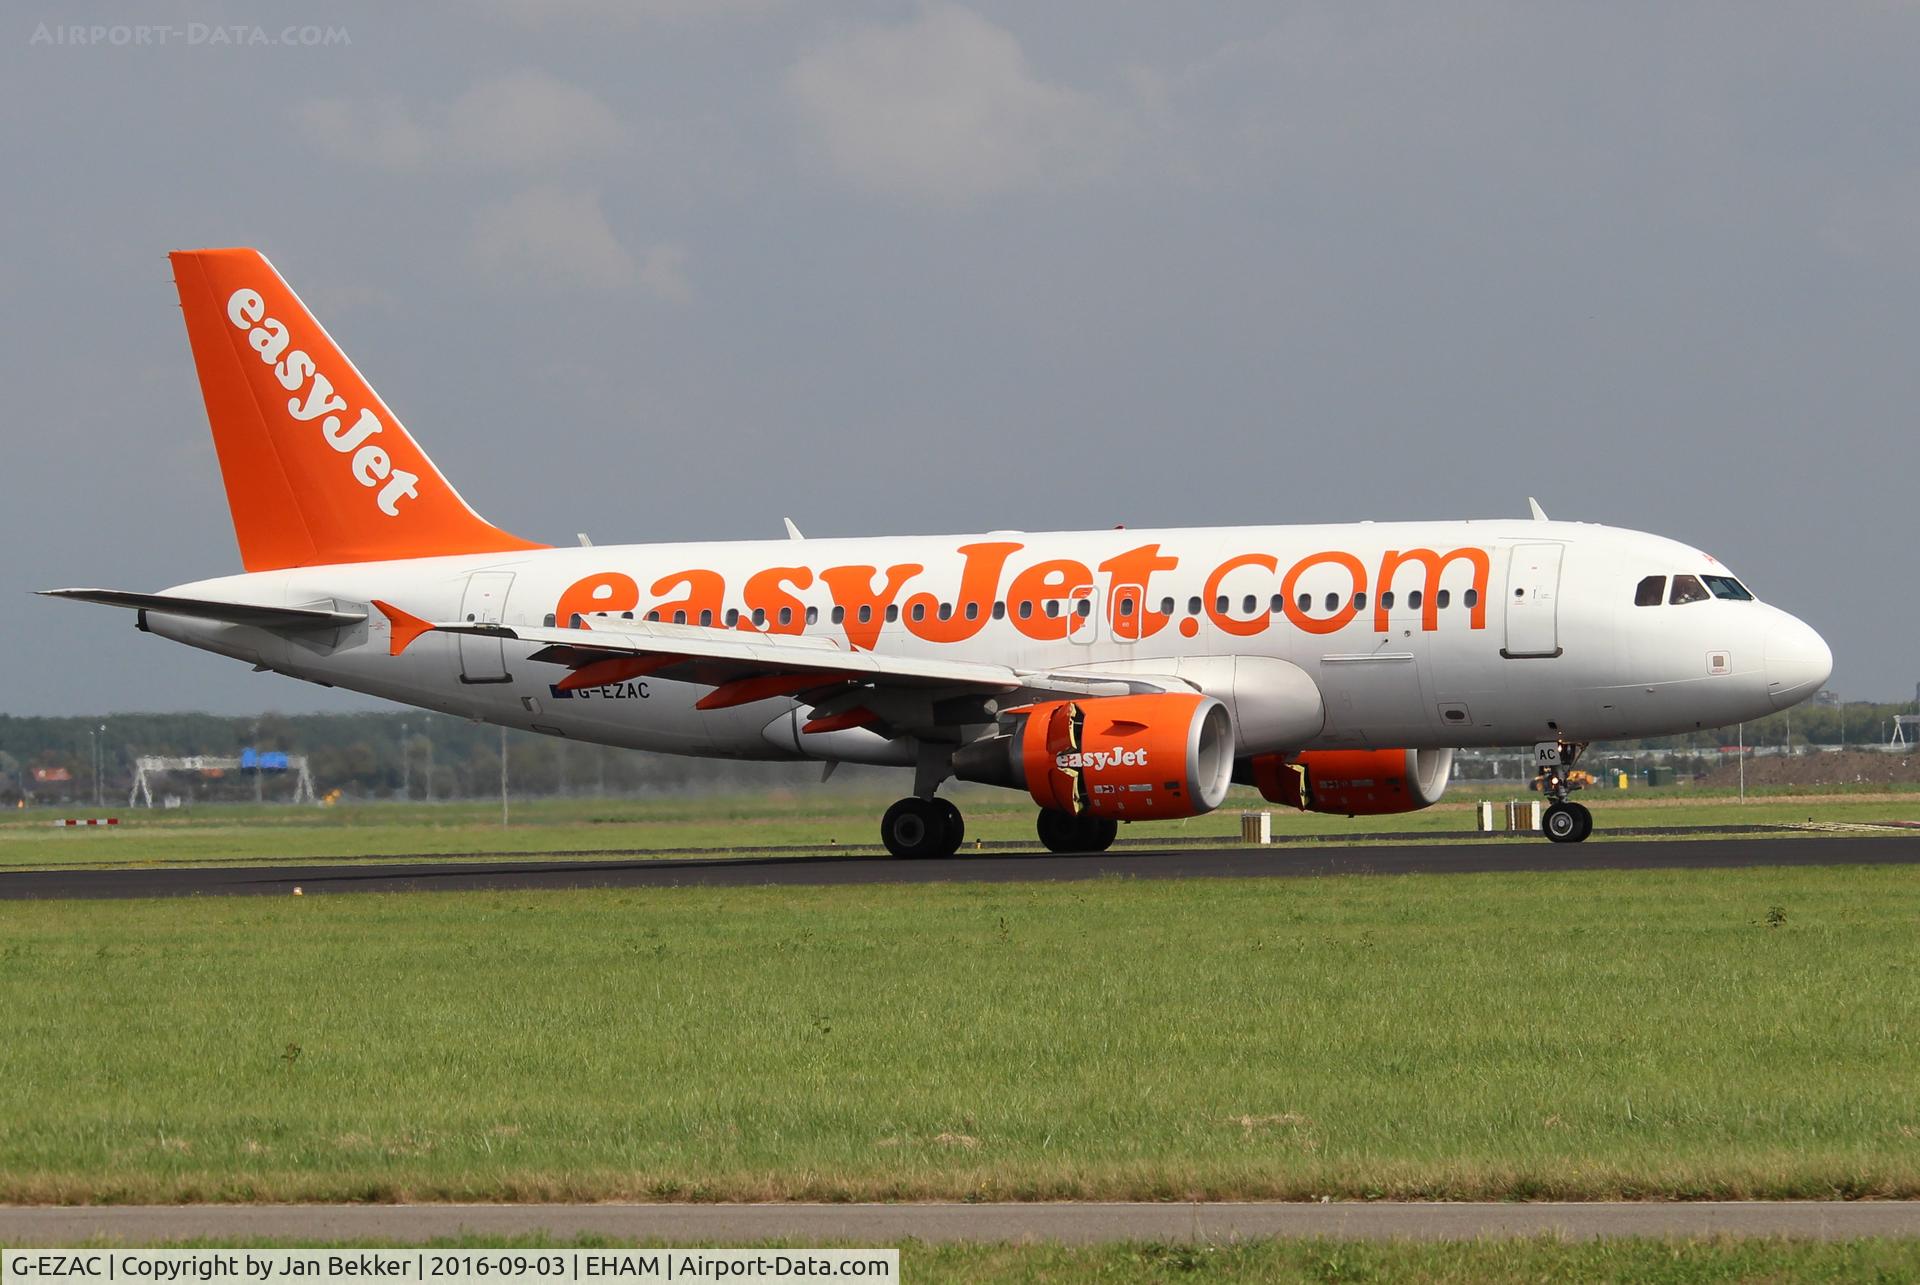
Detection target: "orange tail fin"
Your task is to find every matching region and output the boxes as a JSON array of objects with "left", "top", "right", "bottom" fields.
[{"left": 170, "top": 248, "right": 546, "bottom": 571}]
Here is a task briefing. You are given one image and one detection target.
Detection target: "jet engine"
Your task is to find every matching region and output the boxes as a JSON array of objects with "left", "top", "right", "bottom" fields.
[
  {"left": 952, "top": 692, "right": 1234, "bottom": 819},
  {"left": 1242, "top": 747, "right": 1454, "bottom": 815}
]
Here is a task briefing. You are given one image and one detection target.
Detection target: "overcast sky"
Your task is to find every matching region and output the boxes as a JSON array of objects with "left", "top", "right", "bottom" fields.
[{"left": 3, "top": 2, "right": 1916, "bottom": 716}]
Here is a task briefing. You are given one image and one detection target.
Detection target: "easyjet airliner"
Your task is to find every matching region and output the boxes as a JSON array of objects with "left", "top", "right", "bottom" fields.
[{"left": 45, "top": 250, "right": 1832, "bottom": 853}]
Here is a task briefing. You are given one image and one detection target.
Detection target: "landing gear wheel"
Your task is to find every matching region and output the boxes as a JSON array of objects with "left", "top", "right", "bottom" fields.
[
  {"left": 1543, "top": 801, "right": 1590, "bottom": 844},
  {"left": 933, "top": 797, "right": 965, "bottom": 854},
  {"left": 1036, "top": 810, "right": 1119, "bottom": 854},
  {"left": 882, "top": 797, "right": 961, "bottom": 859}
]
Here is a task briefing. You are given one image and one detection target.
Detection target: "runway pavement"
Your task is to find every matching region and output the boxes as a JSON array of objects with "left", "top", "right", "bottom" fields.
[
  {"left": 3, "top": 833, "right": 1916, "bottom": 899},
  {"left": 1, "top": 1200, "right": 1917, "bottom": 1243}
]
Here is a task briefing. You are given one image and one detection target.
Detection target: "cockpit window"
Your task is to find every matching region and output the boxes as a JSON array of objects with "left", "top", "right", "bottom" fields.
[
  {"left": 1669, "top": 574, "right": 1710, "bottom": 605},
  {"left": 1634, "top": 575, "right": 1666, "bottom": 606},
  {"left": 1703, "top": 575, "right": 1754, "bottom": 601}
]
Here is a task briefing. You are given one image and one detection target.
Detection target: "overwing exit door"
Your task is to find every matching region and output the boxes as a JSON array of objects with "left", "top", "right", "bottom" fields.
[
  {"left": 1502, "top": 544, "right": 1563, "bottom": 658},
  {"left": 457, "top": 571, "right": 515, "bottom": 684}
]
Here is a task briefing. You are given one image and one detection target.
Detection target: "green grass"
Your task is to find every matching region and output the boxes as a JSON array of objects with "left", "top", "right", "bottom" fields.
[
  {"left": 2, "top": 863, "right": 1917, "bottom": 1204},
  {"left": 3, "top": 787, "right": 1916, "bottom": 871},
  {"left": 17, "top": 1237, "right": 1920, "bottom": 1284}
]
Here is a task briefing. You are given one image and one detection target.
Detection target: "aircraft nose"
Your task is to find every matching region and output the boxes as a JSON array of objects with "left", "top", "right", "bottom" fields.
[{"left": 1764, "top": 614, "right": 1833, "bottom": 710}]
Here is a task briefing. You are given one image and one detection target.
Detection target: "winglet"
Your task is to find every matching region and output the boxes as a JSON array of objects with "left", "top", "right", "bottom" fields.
[
  {"left": 373, "top": 599, "right": 435, "bottom": 656},
  {"left": 783, "top": 517, "right": 805, "bottom": 541},
  {"left": 1527, "top": 497, "right": 1549, "bottom": 521}
]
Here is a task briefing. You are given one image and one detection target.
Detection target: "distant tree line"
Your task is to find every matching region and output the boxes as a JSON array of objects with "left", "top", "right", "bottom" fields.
[
  {"left": 0, "top": 712, "right": 848, "bottom": 806},
  {"left": 3, "top": 697, "right": 1912, "bottom": 806}
]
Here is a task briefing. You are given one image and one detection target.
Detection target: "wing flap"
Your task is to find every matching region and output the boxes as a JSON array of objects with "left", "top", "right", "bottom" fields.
[{"left": 432, "top": 620, "right": 1176, "bottom": 700}]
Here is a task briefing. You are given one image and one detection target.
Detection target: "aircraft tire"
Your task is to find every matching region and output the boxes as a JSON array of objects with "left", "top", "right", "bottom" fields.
[
  {"left": 933, "top": 797, "right": 965, "bottom": 855},
  {"left": 1543, "top": 801, "right": 1587, "bottom": 844},
  {"left": 881, "top": 797, "right": 951, "bottom": 859},
  {"left": 1036, "top": 809, "right": 1119, "bottom": 854}
]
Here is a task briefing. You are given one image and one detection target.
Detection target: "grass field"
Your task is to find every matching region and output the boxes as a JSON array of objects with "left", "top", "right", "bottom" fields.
[
  {"left": 3, "top": 785, "right": 1917, "bottom": 870},
  {"left": 21, "top": 1236, "right": 1920, "bottom": 1284},
  {"left": 2, "top": 862, "right": 1916, "bottom": 1204}
]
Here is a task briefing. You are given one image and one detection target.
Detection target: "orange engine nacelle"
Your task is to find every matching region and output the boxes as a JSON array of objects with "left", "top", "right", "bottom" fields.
[
  {"left": 951, "top": 692, "right": 1235, "bottom": 820},
  {"left": 1247, "top": 747, "right": 1454, "bottom": 815}
]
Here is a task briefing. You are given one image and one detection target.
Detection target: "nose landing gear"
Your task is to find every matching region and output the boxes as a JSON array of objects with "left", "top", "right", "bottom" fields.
[{"left": 1536, "top": 740, "right": 1593, "bottom": 844}]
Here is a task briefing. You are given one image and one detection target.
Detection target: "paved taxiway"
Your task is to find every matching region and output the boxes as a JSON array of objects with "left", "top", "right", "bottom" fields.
[
  {"left": 3, "top": 833, "right": 1916, "bottom": 899},
  {"left": 2, "top": 1201, "right": 1917, "bottom": 1243}
]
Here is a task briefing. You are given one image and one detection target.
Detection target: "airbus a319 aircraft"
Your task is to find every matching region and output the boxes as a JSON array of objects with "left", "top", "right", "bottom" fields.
[{"left": 46, "top": 249, "right": 1833, "bottom": 854}]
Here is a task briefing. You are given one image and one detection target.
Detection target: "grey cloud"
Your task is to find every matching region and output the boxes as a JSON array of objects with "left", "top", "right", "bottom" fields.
[
  {"left": 299, "top": 69, "right": 624, "bottom": 172},
  {"left": 465, "top": 187, "right": 687, "bottom": 299},
  {"left": 785, "top": 5, "right": 1130, "bottom": 206}
]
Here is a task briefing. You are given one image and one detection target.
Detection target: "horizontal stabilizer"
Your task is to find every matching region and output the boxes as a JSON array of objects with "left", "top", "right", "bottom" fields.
[{"left": 37, "top": 588, "right": 366, "bottom": 631}]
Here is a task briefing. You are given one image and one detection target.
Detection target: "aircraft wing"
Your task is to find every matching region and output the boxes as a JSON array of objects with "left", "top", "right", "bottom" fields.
[
  {"left": 38, "top": 588, "right": 367, "bottom": 631},
  {"left": 394, "top": 605, "right": 1181, "bottom": 716}
]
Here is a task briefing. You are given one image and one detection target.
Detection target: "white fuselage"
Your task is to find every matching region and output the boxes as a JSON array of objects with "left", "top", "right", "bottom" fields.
[{"left": 144, "top": 519, "right": 1831, "bottom": 764}]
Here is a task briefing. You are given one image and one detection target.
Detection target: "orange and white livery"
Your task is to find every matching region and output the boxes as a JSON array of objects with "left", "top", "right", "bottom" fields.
[{"left": 45, "top": 249, "right": 1833, "bottom": 852}]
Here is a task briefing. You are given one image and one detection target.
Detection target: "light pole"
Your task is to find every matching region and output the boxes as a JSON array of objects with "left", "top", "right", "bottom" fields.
[
  {"left": 400, "top": 722, "right": 411, "bottom": 801},
  {"left": 89, "top": 725, "right": 104, "bottom": 808}
]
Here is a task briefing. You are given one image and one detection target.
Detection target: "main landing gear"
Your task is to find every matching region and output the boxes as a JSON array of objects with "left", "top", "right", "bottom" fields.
[
  {"left": 1536, "top": 739, "right": 1594, "bottom": 844},
  {"left": 1036, "top": 809, "right": 1118, "bottom": 854},
  {"left": 880, "top": 796, "right": 964, "bottom": 859},
  {"left": 876, "top": 798, "right": 1121, "bottom": 858}
]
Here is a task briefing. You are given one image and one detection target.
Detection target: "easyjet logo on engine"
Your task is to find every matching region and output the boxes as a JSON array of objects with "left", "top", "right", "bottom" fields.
[
  {"left": 225, "top": 287, "right": 420, "bottom": 517},
  {"left": 1056, "top": 748, "right": 1148, "bottom": 771}
]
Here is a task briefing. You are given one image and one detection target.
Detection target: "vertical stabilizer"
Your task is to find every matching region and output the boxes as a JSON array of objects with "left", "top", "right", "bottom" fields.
[{"left": 170, "top": 248, "right": 545, "bottom": 570}]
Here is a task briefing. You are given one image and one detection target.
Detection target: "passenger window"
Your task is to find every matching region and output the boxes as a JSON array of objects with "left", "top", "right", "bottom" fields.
[
  {"left": 965, "top": 602, "right": 979, "bottom": 620},
  {"left": 1019, "top": 601, "right": 1032, "bottom": 619},
  {"left": 1634, "top": 575, "right": 1666, "bottom": 607},
  {"left": 1077, "top": 598, "right": 1091, "bottom": 618},
  {"left": 806, "top": 606, "right": 819, "bottom": 626},
  {"left": 1436, "top": 589, "right": 1450, "bottom": 609},
  {"left": 1160, "top": 597, "right": 1175, "bottom": 616},
  {"left": 1463, "top": 589, "right": 1477, "bottom": 609},
  {"left": 726, "top": 608, "right": 741, "bottom": 627},
  {"left": 885, "top": 604, "right": 899, "bottom": 622},
  {"left": 1354, "top": 592, "right": 1367, "bottom": 611},
  {"left": 829, "top": 606, "right": 844, "bottom": 625},
  {"left": 938, "top": 602, "right": 953, "bottom": 620},
  {"left": 993, "top": 601, "right": 1007, "bottom": 620},
  {"left": 674, "top": 610, "right": 688, "bottom": 625},
  {"left": 1669, "top": 574, "right": 1710, "bottom": 605},
  {"left": 1117, "top": 598, "right": 1135, "bottom": 617},
  {"left": 1324, "top": 592, "right": 1339, "bottom": 612},
  {"left": 1045, "top": 600, "right": 1060, "bottom": 618},
  {"left": 1408, "top": 590, "right": 1423, "bottom": 610},
  {"left": 1271, "top": 594, "right": 1285, "bottom": 614},
  {"left": 621, "top": 611, "right": 633, "bottom": 620},
  {"left": 699, "top": 609, "right": 713, "bottom": 626},
  {"left": 750, "top": 608, "right": 765, "bottom": 626},
  {"left": 646, "top": 611, "right": 660, "bottom": 622},
  {"left": 1187, "top": 596, "right": 1202, "bottom": 615},
  {"left": 1297, "top": 593, "right": 1311, "bottom": 612},
  {"left": 910, "top": 603, "right": 925, "bottom": 621},
  {"left": 858, "top": 605, "right": 872, "bottom": 623},
  {"left": 1242, "top": 594, "right": 1257, "bottom": 614},
  {"left": 778, "top": 607, "right": 793, "bottom": 626},
  {"left": 1703, "top": 575, "right": 1754, "bottom": 602},
  {"left": 1381, "top": 591, "right": 1395, "bottom": 610}
]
